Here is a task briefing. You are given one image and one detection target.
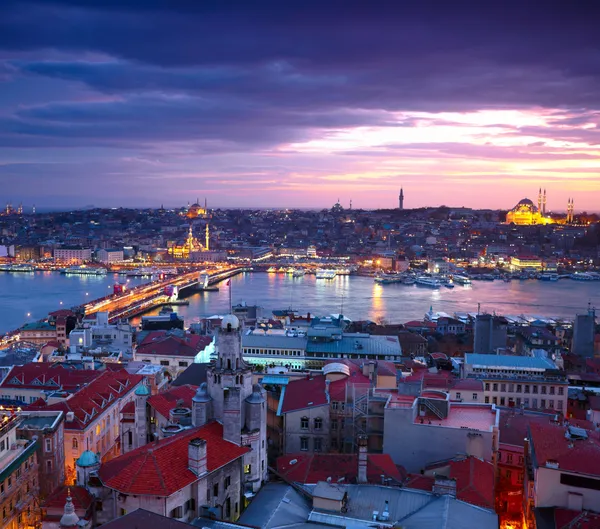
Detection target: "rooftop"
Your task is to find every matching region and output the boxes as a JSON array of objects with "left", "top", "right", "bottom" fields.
[
  {"left": 415, "top": 403, "right": 498, "bottom": 432},
  {"left": 0, "top": 363, "right": 102, "bottom": 391},
  {"left": 101, "top": 509, "right": 196, "bottom": 529},
  {"left": 306, "top": 334, "right": 401, "bottom": 357},
  {"left": 136, "top": 331, "right": 212, "bottom": 358},
  {"left": 243, "top": 333, "right": 308, "bottom": 350},
  {"left": 277, "top": 453, "right": 405, "bottom": 485},
  {"left": 280, "top": 376, "right": 329, "bottom": 413},
  {"left": 498, "top": 410, "right": 554, "bottom": 447},
  {"left": 147, "top": 384, "right": 198, "bottom": 419},
  {"left": 464, "top": 353, "right": 557, "bottom": 371},
  {"left": 99, "top": 421, "right": 249, "bottom": 496},
  {"left": 529, "top": 421, "right": 600, "bottom": 476}
]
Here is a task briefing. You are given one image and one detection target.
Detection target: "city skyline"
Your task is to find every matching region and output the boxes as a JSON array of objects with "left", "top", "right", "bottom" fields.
[{"left": 1, "top": 2, "right": 600, "bottom": 209}]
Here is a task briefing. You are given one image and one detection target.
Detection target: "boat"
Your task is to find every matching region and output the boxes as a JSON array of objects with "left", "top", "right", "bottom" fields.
[
  {"left": 444, "top": 282, "right": 455, "bottom": 289},
  {"left": 62, "top": 266, "right": 107, "bottom": 276},
  {"left": 126, "top": 267, "right": 155, "bottom": 277},
  {"left": 292, "top": 269, "right": 306, "bottom": 277},
  {"left": 452, "top": 275, "right": 471, "bottom": 285},
  {"left": 415, "top": 276, "right": 442, "bottom": 288},
  {"left": 267, "top": 267, "right": 277, "bottom": 273},
  {"left": 0, "top": 263, "right": 35, "bottom": 273},
  {"left": 277, "top": 267, "right": 287, "bottom": 273},
  {"left": 540, "top": 273, "right": 559, "bottom": 281},
  {"left": 315, "top": 269, "right": 337, "bottom": 279},
  {"left": 159, "top": 306, "right": 174, "bottom": 315},
  {"left": 571, "top": 272, "right": 594, "bottom": 281},
  {"left": 401, "top": 276, "right": 416, "bottom": 285}
]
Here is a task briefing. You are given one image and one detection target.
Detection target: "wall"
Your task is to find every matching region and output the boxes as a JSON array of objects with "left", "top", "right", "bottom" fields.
[
  {"left": 534, "top": 466, "right": 600, "bottom": 512},
  {"left": 283, "top": 405, "right": 330, "bottom": 454},
  {"left": 383, "top": 405, "right": 497, "bottom": 472}
]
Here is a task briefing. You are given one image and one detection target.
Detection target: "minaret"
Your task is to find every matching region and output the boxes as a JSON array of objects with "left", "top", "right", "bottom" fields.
[
  {"left": 32, "top": 204, "right": 36, "bottom": 214},
  {"left": 537, "top": 188, "right": 542, "bottom": 212},
  {"left": 542, "top": 189, "right": 547, "bottom": 215},
  {"left": 205, "top": 224, "right": 210, "bottom": 251},
  {"left": 399, "top": 188, "right": 404, "bottom": 210}
]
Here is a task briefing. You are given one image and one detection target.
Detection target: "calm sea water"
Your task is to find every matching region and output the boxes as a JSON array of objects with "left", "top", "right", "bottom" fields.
[{"left": 1, "top": 271, "right": 599, "bottom": 334}]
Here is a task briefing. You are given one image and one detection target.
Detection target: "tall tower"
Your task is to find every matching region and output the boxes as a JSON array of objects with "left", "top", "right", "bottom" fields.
[
  {"left": 542, "top": 189, "right": 547, "bottom": 215},
  {"left": 205, "top": 314, "right": 267, "bottom": 491},
  {"left": 399, "top": 188, "right": 404, "bottom": 210},
  {"left": 205, "top": 224, "right": 210, "bottom": 251},
  {"left": 537, "top": 188, "right": 542, "bottom": 212}
]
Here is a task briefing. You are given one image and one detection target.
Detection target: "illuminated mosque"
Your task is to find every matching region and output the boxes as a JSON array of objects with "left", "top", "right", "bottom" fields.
[
  {"left": 506, "top": 189, "right": 575, "bottom": 225},
  {"left": 186, "top": 198, "right": 209, "bottom": 219},
  {"left": 168, "top": 224, "right": 210, "bottom": 259}
]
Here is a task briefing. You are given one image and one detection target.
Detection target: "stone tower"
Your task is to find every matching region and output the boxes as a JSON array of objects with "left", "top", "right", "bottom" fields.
[
  {"left": 399, "top": 188, "right": 404, "bottom": 210},
  {"left": 134, "top": 384, "right": 150, "bottom": 448},
  {"left": 206, "top": 314, "right": 267, "bottom": 491}
]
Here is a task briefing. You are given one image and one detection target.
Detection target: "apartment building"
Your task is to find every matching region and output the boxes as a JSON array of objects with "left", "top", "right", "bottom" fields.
[{"left": 462, "top": 354, "right": 568, "bottom": 412}]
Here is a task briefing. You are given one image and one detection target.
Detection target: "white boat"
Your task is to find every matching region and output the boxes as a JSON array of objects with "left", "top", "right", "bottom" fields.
[
  {"left": 292, "top": 269, "right": 306, "bottom": 277},
  {"left": 415, "top": 276, "right": 442, "bottom": 288},
  {"left": 571, "top": 272, "right": 594, "bottom": 281},
  {"left": 453, "top": 275, "right": 471, "bottom": 285},
  {"left": 63, "top": 266, "right": 107, "bottom": 276},
  {"left": 126, "top": 267, "right": 155, "bottom": 277},
  {"left": 315, "top": 269, "right": 337, "bottom": 279},
  {"left": 0, "top": 264, "right": 34, "bottom": 273}
]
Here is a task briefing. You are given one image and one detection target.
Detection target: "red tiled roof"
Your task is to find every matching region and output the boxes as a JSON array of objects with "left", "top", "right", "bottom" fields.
[
  {"left": 276, "top": 453, "right": 405, "bottom": 485},
  {"left": 121, "top": 401, "right": 135, "bottom": 414},
  {"left": 280, "top": 376, "right": 329, "bottom": 413},
  {"left": 553, "top": 509, "right": 600, "bottom": 529},
  {"left": 407, "top": 457, "right": 495, "bottom": 509},
  {"left": 99, "top": 422, "right": 249, "bottom": 496},
  {"left": 529, "top": 422, "right": 600, "bottom": 476},
  {"left": 43, "top": 485, "right": 93, "bottom": 513},
  {"left": 136, "top": 332, "right": 212, "bottom": 358},
  {"left": 0, "top": 363, "right": 102, "bottom": 391},
  {"left": 147, "top": 384, "right": 198, "bottom": 419},
  {"left": 404, "top": 320, "right": 437, "bottom": 328},
  {"left": 451, "top": 378, "right": 483, "bottom": 391},
  {"left": 29, "top": 370, "right": 143, "bottom": 430}
]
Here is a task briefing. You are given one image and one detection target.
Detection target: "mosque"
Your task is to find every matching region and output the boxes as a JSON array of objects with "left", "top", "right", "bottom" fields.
[
  {"left": 186, "top": 198, "right": 209, "bottom": 219},
  {"left": 505, "top": 188, "right": 575, "bottom": 225},
  {"left": 168, "top": 224, "right": 210, "bottom": 259}
]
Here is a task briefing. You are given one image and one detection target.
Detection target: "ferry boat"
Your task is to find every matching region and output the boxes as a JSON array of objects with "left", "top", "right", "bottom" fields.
[
  {"left": 267, "top": 267, "right": 277, "bottom": 273},
  {"left": 62, "top": 266, "right": 107, "bottom": 276},
  {"left": 315, "top": 269, "right": 337, "bottom": 280},
  {"left": 452, "top": 274, "right": 471, "bottom": 285},
  {"left": 126, "top": 267, "right": 156, "bottom": 277},
  {"left": 292, "top": 269, "right": 306, "bottom": 277},
  {"left": 0, "top": 263, "right": 35, "bottom": 273},
  {"left": 415, "top": 276, "right": 442, "bottom": 288},
  {"left": 374, "top": 274, "right": 402, "bottom": 284},
  {"left": 540, "top": 273, "right": 559, "bottom": 281}
]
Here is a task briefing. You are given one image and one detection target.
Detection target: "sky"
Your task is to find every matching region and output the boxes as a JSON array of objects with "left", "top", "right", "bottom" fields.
[{"left": 1, "top": 1, "right": 600, "bottom": 211}]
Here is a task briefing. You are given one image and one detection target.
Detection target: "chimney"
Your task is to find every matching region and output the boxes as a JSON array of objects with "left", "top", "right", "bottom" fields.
[
  {"left": 357, "top": 435, "right": 368, "bottom": 483},
  {"left": 188, "top": 438, "right": 207, "bottom": 476}
]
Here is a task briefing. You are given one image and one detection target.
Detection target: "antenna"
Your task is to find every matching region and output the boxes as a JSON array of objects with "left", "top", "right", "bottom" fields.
[{"left": 340, "top": 290, "right": 344, "bottom": 317}]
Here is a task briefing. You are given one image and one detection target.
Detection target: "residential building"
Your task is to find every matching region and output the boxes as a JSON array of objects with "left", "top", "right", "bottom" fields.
[
  {"left": 17, "top": 410, "right": 65, "bottom": 499},
  {"left": 572, "top": 308, "right": 596, "bottom": 358},
  {"left": 69, "top": 312, "right": 133, "bottom": 355},
  {"left": 134, "top": 331, "right": 213, "bottom": 376},
  {"left": 473, "top": 314, "right": 508, "bottom": 354},
  {"left": 448, "top": 378, "right": 484, "bottom": 403},
  {"left": 53, "top": 247, "right": 92, "bottom": 262},
  {"left": 96, "top": 248, "right": 124, "bottom": 264},
  {"left": 0, "top": 412, "right": 40, "bottom": 529},
  {"left": 95, "top": 315, "right": 268, "bottom": 523},
  {"left": 462, "top": 353, "right": 568, "bottom": 412},
  {"left": 28, "top": 370, "right": 144, "bottom": 483},
  {"left": 516, "top": 326, "right": 561, "bottom": 356},
  {"left": 435, "top": 317, "right": 465, "bottom": 335},
  {"left": 19, "top": 321, "right": 58, "bottom": 346},
  {"left": 383, "top": 392, "right": 499, "bottom": 473},
  {"left": 524, "top": 422, "right": 600, "bottom": 526},
  {"left": 0, "top": 364, "right": 102, "bottom": 404}
]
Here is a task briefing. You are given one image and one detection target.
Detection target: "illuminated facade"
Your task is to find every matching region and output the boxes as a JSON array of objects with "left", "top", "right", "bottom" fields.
[
  {"left": 186, "top": 197, "right": 208, "bottom": 219},
  {"left": 168, "top": 225, "right": 205, "bottom": 259},
  {"left": 509, "top": 255, "right": 544, "bottom": 271},
  {"left": 506, "top": 197, "right": 554, "bottom": 225}
]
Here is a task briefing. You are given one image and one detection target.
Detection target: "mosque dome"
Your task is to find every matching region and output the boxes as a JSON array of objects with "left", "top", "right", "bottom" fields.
[
  {"left": 76, "top": 450, "right": 99, "bottom": 468},
  {"left": 511, "top": 198, "right": 538, "bottom": 212},
  {"left": 135, "top": 384, "right": 151, "bottom": 396},
  {"left": 192, "top": 382, "right": 212, "bottom": 403},
  {"left": 245, "top": 384, "right": 265, "bottom": 404},
  {"left": 221, "top": 314, "right": 240, "bottom": 330}
]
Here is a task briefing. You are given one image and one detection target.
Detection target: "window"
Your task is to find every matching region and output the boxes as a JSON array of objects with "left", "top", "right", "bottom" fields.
[
  {"left": 524, "top": 385, "right": 530, "bottom": 394},
  {"left": 45, "top": 438, "right": 52, "bottom": 452},
  {"left": 170, "top": 506, "right": 183, "bottom": 518},
  {"left": 549, "top": 400, "right": 554, "bottom": 409},
  {"left": 456, "top": 392, "right": 461, "bottom": 399},
  {"left": 331, "top": 419, "right": 338, "bottom": 430},
  {"left": 485, "top": 383, "right": 490, "bottom": 391},
  {"left": 516, "top": 384, "right": 522, "bottom": 392},
  {"left": 244, "top": 464, "right": 251, "bottom": 474},
  {"left": 46, "top": 460, "right": 52, "bottom": 472},
  {"left": 493, "top": 383, "right": 498, "bottom": 391},
  {"left": 314, "top": 417, "right": 323, "bottom": 430},
  {"left": 213, "top": 483, "right": 219, "bottom": 497},
  {"left": 550, "top": 386, "right": 555, "bottom": 395},
  {"left": 533, "top": 385, "right": 538, "bottom": 394},
  {"left": 178, "top": 361, "right": 188, "bottom": 367},
  {"left": 492, "top": 397, "right": 498, "bottom": 404},
  {"left": 300, "top": 417, "right": 309, "bottom": 430},
  {"left": 485, "top": 396, "right": 490, "bottom": 404},
  {"left": 558, "top": 386, "right": 564, "bottom": 396},
  {"left": 541, "top": 386, "right": 547, "bottom": 394},
  {"left": 532, "top": 398, "right": 538, "bottom": 408},
  {"left": 500, "top": 397, "right": 505, "bottom": 406},
  {"left": 225, "top": 476, "right": 231, "bottom": 490},
  {"left": 500, "top": 384, "right": 506, "bottom": 392},
  {"left": 518, "top": 472, "right": 524, "bottom": 483},
  {"left": 518, "top": 456, "right": 524, "bottom": 465},
  {"left": 314, "top": 438, "right": 322, "bottom": 452},
  {"left": 507, "top": 453, "right": 513, "bottom": 464},
  {"left": 300, "top": 437, "right": 309, "bottom": 451},
  {"left": 505, "top": 469, "right": 512, "bottom": 479},
  {"left": 472, "top": 393, "right": 478, "bottom": 400},
  {"left": 160, "top": 360, "right": 170, "bottom": 366},
  {"left": 508, "top": 383, "right": 514, "bottom": 392},
  {"left": 558, "top": 400, "right": 564, "bottom": 410},
  {"left": 541, "top": 399, "right": 546, "bottom": 408}
]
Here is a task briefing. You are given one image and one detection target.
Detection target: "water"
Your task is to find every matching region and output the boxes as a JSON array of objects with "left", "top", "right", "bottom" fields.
[
  {"left": 134, "top": 273, "right": 600, "bottom": 327},
  {"left": 1, "top": 271, "right": 598, "bottom": 334},
  {"left": 0, "top": 271, "right": 148, "bottom": 333}
]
